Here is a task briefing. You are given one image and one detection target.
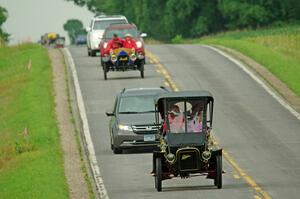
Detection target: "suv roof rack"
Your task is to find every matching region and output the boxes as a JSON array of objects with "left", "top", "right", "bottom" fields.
[
  {"left": 108, "top": 22, "right": 130, "bottom": 26},
  {"left": 94, "top": 14, "right": 125, "bottom": 18},
  {"left": 110, "top": 22, "right": 135, "bottom": 26}
]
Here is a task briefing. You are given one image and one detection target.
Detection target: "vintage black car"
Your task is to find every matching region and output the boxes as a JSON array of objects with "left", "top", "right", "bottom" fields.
[{"left": 152, "top": 91, "right": 222, "bottom": 191}]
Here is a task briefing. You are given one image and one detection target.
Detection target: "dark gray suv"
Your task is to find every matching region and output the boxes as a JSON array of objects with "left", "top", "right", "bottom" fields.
[{"left": 106, "top": 87, "right": 169, "bottom": 154}]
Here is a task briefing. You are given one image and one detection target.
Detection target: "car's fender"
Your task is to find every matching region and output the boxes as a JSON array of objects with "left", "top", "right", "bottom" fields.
[{"left": 211, "top": 148, "right": 222, "bottom": 157}]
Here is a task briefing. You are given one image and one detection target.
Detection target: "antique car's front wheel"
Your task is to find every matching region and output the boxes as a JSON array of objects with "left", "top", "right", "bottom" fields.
[
  {"left": 110, "top": 137, "right": 113, "bottom": 150},
  {"left": 104, "top": 71, "right": 107, "bottom": 80},
  {"left": 155, "top": 157, "right": 162, "bottom": 192},
  {"left": 103, "top": 64, "right": 108, "bottom": 80},
  {"left": 214, "top": 155, "right": 222, "bottom": 189}
]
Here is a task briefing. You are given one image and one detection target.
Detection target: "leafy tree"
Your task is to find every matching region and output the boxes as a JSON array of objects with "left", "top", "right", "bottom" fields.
[
  {"left": 65, "top": 0, "right": 300, "bottom": 41},
  {"left": 63, "top": 19, "right": 86, "bottom": 44},
  {"left": 0, "top": 6, "right": 9, "bottom": 43},
  {"left": 218, "top": 0, "right": 271, "bottom": 29}
]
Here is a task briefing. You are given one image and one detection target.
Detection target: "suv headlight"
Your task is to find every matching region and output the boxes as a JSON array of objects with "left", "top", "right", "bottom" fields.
[
  {"left": 103, "top": 42, "right": 108, "bottom": 49},
  {"left": 118, "top": 124, "right": 133, "bottom": 131},
  {"left": 136, "top": 41, "right": 142, "bottom": 48}
]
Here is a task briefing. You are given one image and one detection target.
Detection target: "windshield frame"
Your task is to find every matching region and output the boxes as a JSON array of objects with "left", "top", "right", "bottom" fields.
[{"left": 104, "top": 27, "right": 139, "bottom": 39}]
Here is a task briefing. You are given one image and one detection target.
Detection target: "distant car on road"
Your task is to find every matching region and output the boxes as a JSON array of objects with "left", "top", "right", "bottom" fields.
[
  {"left": 41, "top": 32, "right": 65, "bottom": 48},
  {"left": 55, "top": 37, "right": 65, "bottom": 48},
  {"left": 75, "top": 35, "right": 87, "bottom": 45},
  {"left": 106, "top": 87, "right": 169, "bottom": 154},
  {"left": 86, "top": 14, "right": 128, "bottom": 57}
]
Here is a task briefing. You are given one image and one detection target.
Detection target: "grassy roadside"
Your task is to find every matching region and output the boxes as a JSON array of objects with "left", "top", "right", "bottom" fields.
[
  {"left": 187, "top": 25, "right": 300, "bottom": 97},
  {"left": 0, "top": 44, "right": 69, "bottom": 198}
]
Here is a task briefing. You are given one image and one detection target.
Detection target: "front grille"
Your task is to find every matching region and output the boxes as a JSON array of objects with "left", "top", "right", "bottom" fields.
[
  {"left": 132, "top": 125, "right": 159, "bottom": 134},
  {"left": 118, "top": 55, "right": 128, "bottom": 60},
  {"left": 177, "top": 149, "right": 200, "bottom": 171}
]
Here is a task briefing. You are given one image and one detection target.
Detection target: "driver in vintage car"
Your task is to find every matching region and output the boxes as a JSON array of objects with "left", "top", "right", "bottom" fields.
[
  {"left": 106, "top": 33, "right": 124, "bottom": 54},
  {"left": 162, "top": 104, "right": 185, "bottom": 135}
]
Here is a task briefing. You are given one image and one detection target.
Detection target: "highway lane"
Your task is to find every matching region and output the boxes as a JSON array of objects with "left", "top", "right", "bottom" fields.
[{"left": 68, "top": 45, "right": 300, "bottom": 199}]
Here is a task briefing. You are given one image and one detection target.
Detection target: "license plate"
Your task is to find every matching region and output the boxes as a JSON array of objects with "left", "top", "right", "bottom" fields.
[
  {"left": 144, "top": 134, "right": 155, "bottom": 142},
  {"left": 120, "top": 57, "right": 128, "bottom": 61}
]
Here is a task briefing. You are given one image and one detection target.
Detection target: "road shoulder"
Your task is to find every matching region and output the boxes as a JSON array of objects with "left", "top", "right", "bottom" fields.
[{"left": 49, "top": 48, "right": 89, "bottom": 199}]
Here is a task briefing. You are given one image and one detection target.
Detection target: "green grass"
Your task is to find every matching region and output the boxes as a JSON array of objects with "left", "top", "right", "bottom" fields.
[
  {"left": 0, "top": 44, "right": 69, "bottom": 199},
  {"left": 189, "top": 25, "right": 300, "bottom": 97}
]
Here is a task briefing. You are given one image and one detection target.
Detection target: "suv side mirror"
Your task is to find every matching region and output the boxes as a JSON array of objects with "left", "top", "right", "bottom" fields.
[
  {"left": 106, "top": 111, "right": 114, "bottom": 117},
  {"left": 86, "top": 27, "right": 91, "bottom": 32},
  {"left": 140, "top": 33, "right": 147, "bottom": 38}
]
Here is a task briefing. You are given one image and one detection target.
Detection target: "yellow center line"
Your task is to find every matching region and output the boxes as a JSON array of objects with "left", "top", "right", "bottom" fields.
[
  {"left": 233, "top": 174, "right": 240, "bottom": 179},
  {"left": 146, "top": 49, "right": 272, "bottom": 199},
  {"left": 146, "top": 50, "right": 180, "bottom": 92},
  {"left": 255, "top": 195, "right": 263, "bottom": 199}
]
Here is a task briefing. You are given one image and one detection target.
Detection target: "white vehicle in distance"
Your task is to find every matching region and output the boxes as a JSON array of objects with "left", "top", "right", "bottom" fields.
[{"left": 86, "top": 14, "right": 128, "bottom": 57}]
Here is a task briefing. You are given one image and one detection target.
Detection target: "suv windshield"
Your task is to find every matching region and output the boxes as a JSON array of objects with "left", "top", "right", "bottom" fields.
[
  {"left": 93, "top": 19, "right": 127, "bottom": 30},
  {"left": 105, "top": 28, "right": 139, "bottom": 39},
  {"left": 118, "top": 96, "right": 155, "bottom": 114}
]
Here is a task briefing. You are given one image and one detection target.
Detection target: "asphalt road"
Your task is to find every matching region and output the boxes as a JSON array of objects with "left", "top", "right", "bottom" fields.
[{"left": 68, "top": 45, "right": 300, "bottom": 199}]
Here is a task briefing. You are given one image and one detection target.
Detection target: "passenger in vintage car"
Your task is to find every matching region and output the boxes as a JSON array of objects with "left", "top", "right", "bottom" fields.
[
  {"left": 187, "top": 103, "right": 203, "bottom": 133},
  {"left": 162, "top": 104, "right": 185, "bottom": 134},
  {"left": 123, "top": 33, "right": 137, "bottom": 50},
  {"left": 106, "top": 33, "right": 124, "bottom": 53}
]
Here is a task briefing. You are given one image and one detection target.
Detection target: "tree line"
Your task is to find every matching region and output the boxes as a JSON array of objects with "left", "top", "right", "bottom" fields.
[
  {"left": 69, "top": 0, "right": 299, "bottom": 41},
  {"left": 0, "top": 6, "right": 9, "bottom": 44}
]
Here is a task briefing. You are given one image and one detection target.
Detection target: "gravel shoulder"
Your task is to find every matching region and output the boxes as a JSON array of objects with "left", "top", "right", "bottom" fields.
[
  {"left": 214, "top": 45, "right": 300, "bottom": 113},
  {"left": 49, "top": 48, "right": 89, "bottom": 199}
]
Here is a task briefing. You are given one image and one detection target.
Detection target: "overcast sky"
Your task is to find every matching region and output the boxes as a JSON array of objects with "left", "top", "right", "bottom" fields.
[{"left": 0, "top": 0, "right": 94, "bottom": 44}]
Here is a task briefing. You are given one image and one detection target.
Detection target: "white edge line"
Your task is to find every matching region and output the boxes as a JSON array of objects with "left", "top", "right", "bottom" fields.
[
  {"left": 204, "top": 45, "right": 300, "bottom": 121},
  {"left": 63, "top": 48, "right": 109, "bottom": 199}
]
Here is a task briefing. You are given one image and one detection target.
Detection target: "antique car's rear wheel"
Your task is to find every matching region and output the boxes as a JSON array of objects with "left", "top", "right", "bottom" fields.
[
  {"left": 214, "top": 155, "right": 222, "bottom": 189},
  {"left": 155, "top": 157, "right": 162, "bottom": 192}
]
